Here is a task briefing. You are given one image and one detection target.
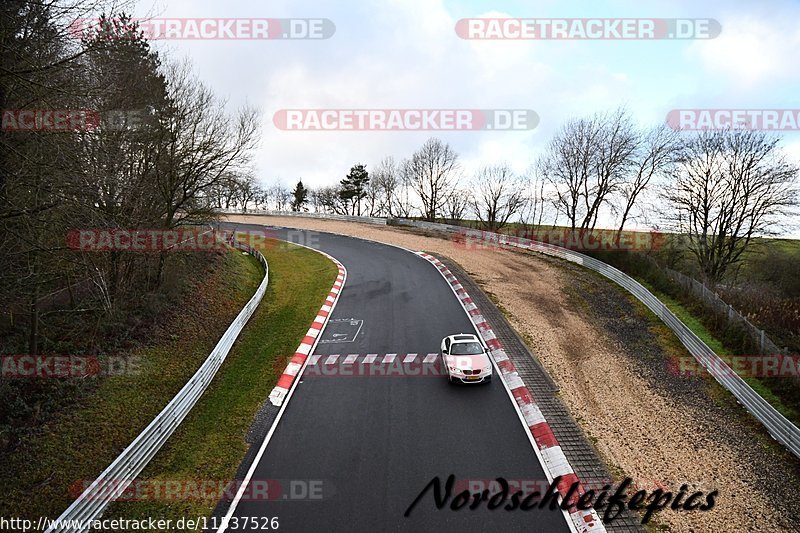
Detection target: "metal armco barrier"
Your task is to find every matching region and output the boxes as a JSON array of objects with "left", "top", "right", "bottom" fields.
[
  {"left": 221, "top": 210, "right": 800, "bottom": 459},
  {"left": 218, "top": 208, "right": 387, "bottom": 225},
  {"left": 408, "top": 222, "right": 800, "bottom": 460},
  {"left": 46, "top": 235, "right": 269, "bottom": 532}
]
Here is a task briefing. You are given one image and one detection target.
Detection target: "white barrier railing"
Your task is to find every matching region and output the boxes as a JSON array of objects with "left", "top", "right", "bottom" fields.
[
  {"left": 47, "top": 234, "right": 269, "bottom": 532},
  {"left": 404, "top": 221, "right": 800, "bottom": 460},
  {"left": 218, "top": 208, "right": 387, "bottom": 225}
]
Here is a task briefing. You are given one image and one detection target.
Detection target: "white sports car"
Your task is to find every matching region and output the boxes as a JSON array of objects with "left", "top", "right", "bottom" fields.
[{"left": 440, "top": 333, "right": 493, "bottom": 384}]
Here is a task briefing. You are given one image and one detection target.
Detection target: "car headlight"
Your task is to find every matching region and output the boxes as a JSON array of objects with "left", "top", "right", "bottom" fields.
[{"left": 449, "top": 367, "right": 463, "bottom": 374}]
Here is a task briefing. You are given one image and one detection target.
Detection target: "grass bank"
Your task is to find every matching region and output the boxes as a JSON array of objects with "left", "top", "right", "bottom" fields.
[
  {"left": 103, "top": 240, "right": 336, "bottom": 528},
  {"left": 1, "top": 239, "right": 336, "bottom": 526}
]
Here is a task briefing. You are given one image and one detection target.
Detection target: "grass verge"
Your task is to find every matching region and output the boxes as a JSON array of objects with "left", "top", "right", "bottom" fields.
[
  {"left": 0, "top": 248, "right": 262, "bottom": 520},
  {"left": 101, "top": 240, "right": 336, "bottom": 528}
]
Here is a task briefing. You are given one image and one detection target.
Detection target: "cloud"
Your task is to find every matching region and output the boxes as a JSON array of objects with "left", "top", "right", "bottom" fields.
[
  {"left": 130, "top": 0, "right": 800, "bottom": 197},
  {"left": 686, "top": 14, "right": 800, "bottom": 88}
]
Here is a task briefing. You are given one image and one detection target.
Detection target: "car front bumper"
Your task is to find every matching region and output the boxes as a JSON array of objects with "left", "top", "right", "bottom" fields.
[{"left": 450, "top": 371, "right": 492, "bottom": 384}]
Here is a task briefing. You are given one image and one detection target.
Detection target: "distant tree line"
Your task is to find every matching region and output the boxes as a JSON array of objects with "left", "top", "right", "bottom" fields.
[{"left": 230, "top": 108, "right": 798, "bottom": 284}]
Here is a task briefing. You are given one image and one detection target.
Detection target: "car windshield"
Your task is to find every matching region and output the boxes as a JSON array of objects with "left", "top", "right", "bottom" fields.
[{"left": 449, "top": 341, "right": 483, "bottom": 355}]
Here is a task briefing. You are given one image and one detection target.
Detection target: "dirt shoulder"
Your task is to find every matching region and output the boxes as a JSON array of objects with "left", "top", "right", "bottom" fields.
[{"left": 228, "top": 215, "right": 799, "bottom": 532}]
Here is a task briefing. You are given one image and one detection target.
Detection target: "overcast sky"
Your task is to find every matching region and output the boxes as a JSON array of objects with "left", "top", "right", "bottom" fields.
[{"left": 128, "top": 0, "right": 800, "bottom": 230}]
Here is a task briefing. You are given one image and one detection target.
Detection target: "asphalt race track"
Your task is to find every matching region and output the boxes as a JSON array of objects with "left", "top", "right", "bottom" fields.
[{"left": 219, "top": 223, "right": 571, "bottom": 533}]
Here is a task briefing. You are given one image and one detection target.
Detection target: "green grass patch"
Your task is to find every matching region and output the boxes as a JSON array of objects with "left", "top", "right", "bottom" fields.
[{"left": 103, "top": 241, "right": 336, "bottom": 528}]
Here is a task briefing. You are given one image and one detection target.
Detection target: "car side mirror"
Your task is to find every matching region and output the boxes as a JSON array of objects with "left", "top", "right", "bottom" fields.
[{"left": 442, "top": 348, "right": 448, "bottom": 355}]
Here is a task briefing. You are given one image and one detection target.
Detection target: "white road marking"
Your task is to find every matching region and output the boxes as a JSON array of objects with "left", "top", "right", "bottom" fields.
[
  {"left": 403, "top": 353, "right": 417, "bottom": 363},
  {"left": 219, "top": 241, "right": 347, "bottom": 533},
  {"left": 325, "top": 354, "right": 340, "bottom": 365},
  {"left": 415, "top": 251, "right": 587, "bottom": 533},
  {"left": 383, "top": 354, "right": 396, "bottom": 364}
]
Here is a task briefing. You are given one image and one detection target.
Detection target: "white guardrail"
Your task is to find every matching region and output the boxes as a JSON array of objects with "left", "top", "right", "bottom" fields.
[
  {"left": 222, "top": 209, "right": 800, "bottom": 459},
  {"left": 47, "top": 233, "right": 269, "bottom": 532},
  {"left": 219, "top": 208, "right": 388, "bottom": 225}
]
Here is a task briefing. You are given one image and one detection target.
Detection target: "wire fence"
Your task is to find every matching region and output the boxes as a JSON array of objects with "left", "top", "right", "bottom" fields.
[{"left": 650, "top": 260, "right": 789, "bottom": 356}]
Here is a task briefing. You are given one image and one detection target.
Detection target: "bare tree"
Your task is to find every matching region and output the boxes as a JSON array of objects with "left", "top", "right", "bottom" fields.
[
  {"left": 538, "top": 117, "right": 597, "bottom": 232},
  {"left": 402, "top": 137, "right": 461, "bottom": 221},
  {"left": 152, "top": 60, "right": 260, "bottom": 229},
  {"left": 208, "top": 173, "right": 240, "bottom": 209},
  {"left": 369, "top": 156, "right": 398, "bottom": 216},
  {"left": 519, "top": 167, "right": 551, "bottom": 233},
  {"left": 471, "top": 164, "right": 527, "bottom": 231},
  {"left": 443, "top": 189, "right": 472, "bottom": 223},
  {"left": 616, "top": 124, "right": 680, "bottom": 239},
  {"left": 539, "top": 108, "right": 638, "bottom": 233},
  {"left": 269, "top": 183, "right": 292, "bottom": 211},
  {"left": 308, "top": 187, "right": 329, "bottom": 213},
  {"left": 254, "top": 184, "right": 271, "bottom": 210},
  {"left": 234, "top": 173, "right": 260, "bottom": 212},
  {"left": 663, "top": 129, "right": 798, "bottom": 283},
  {"left": 393, "top": 168, "right": 415, "bottom": 218},
  {"left": 314, "top": 185, "right": 348, "bottom": 215}
]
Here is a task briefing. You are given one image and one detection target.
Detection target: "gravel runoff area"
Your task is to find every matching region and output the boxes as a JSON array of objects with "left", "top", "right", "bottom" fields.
[{"left": 228, "top": 215, "right": 800, "bottom": 532}]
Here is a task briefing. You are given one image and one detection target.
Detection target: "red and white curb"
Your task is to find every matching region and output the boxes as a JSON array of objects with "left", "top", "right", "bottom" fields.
[
  {"left": 416, "top": 252, "right": 605, "bottom": 533},
  {"left": 268, "top": 253, "right": 347, "bottom": 407}
]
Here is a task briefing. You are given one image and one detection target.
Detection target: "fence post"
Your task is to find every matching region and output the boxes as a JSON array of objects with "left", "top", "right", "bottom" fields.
[{"left": 760, "top": 330, "right": 765, "bottom": 354}]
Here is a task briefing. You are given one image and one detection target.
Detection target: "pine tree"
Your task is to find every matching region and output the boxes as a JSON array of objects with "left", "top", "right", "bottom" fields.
[
  {"left": 291, "top": 179, "right": 308, "bottom": 211},
  {"left": 339, "top": 164, "right": 369, "bottom": 215}
]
